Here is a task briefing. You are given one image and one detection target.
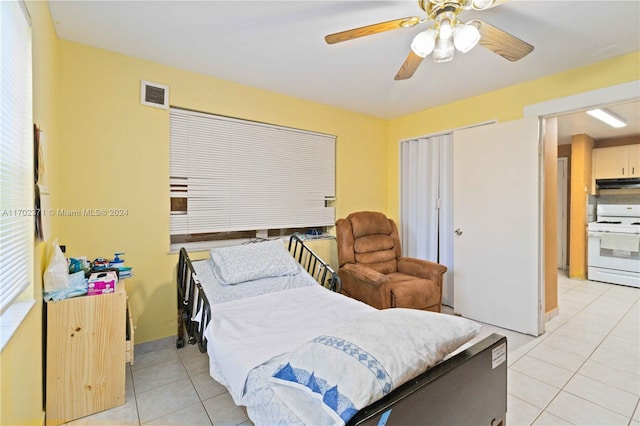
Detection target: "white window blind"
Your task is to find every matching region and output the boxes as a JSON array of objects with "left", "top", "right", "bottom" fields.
[
  {"left": 170, "top": 108, "right": 335, "bottom": 241},
  {"left": 0, "top": 0, "right": 34, "bottom": 313}
]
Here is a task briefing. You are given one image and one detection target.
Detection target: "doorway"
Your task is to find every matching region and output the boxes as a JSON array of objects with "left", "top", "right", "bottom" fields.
[{"left": 529, "top": 80, "right": 640, "bottom": 316}]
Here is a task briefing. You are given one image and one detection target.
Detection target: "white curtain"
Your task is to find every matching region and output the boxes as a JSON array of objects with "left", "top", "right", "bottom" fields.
[{"left": 400, "top": 134, "right": 454, "bottom": 307}]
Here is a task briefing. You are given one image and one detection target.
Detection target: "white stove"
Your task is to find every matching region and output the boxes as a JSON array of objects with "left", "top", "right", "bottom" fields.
[{"left": 587, "top": 204, "right": 640, "bottom": 287}]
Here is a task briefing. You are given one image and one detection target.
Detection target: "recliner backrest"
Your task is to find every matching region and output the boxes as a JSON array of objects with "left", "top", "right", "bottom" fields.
[{"left": 336, "top": 211, "right": 402, "bottom": 274}]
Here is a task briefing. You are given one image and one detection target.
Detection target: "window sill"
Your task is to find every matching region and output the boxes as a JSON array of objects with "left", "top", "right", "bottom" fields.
[{"left": 0, "top": 299, "right": 36, "bottom": 351}]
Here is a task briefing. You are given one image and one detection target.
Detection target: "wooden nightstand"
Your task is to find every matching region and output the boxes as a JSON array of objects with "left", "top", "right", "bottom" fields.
[{"left": 45, "top": 284, "right": 132, "bottom": 425}]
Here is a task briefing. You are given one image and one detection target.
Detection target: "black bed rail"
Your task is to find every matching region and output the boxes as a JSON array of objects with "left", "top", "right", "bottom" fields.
[
  {"left": 176, "top": 248, "right": 209, "bottom": 352},
  {"left": 288, "top": 233, "right": 342, "bottom": 293},
  {"left": 176, "top": 248, "right": 195, "bottom": 348},
  {"left": 192, "top": 282, "right": 211, "bottom": 353}
]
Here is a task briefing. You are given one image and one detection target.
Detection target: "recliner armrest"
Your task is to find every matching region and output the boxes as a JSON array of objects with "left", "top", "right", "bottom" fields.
[
  {"left": 397, "top": 257, "right": 447, "bottom": 284},
  {"left": 339, "top": 263, "right": 391, "bottom": 309}
]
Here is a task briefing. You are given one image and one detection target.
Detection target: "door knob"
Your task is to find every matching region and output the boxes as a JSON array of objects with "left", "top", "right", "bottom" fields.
[{"left": 455, "top": 228, "right": 463, "bottom": 236}]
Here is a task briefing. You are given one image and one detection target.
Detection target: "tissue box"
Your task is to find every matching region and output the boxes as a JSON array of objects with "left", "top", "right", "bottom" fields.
[{"left": 87, "top": 271, "right": 118, "bottom": 296}]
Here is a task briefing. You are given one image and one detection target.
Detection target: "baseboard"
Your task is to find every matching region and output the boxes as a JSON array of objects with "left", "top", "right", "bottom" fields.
[
  {"left": 544, "top": 307, "right": 559, "bottom": 323},
  {"left": 133, "top": 336, "right": 174, "bottom": 355}
]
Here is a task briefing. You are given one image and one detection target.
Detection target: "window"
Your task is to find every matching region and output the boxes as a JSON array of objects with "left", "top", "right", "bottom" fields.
[
  {"left": 0, "top": 0, "right": 34, "bottom": 314},
  {"left": 169, "top": 108, "right": 335, "bottom": 246}
]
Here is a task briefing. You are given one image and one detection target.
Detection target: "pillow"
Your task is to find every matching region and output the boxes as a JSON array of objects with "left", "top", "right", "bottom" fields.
[
  {"left": 270, "top": 309, "right": 481, "bottom": 425},
  {"left": 209, "top": 239, "right": 300, "bottom": 285}
]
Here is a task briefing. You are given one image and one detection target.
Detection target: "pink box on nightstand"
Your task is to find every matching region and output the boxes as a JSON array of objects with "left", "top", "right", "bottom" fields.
[{"left": 87, "top": 271, "right": 118, "bottom": 296}]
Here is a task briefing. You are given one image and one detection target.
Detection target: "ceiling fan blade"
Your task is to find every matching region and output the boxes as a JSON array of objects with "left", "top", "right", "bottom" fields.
[
  {"left": 470, "top": 19, "right": 534, "bottom": 62},
  {"left": 325, "top": 16, "right": 420, "bottom": 45},
  {"left": 394, "top": 51, "right": 424, "bottom": 80}
]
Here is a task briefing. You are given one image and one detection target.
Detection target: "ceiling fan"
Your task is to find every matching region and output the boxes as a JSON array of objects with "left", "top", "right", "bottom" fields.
[{"left": 325, "top": 0, "right": 534, "bottom": 80}]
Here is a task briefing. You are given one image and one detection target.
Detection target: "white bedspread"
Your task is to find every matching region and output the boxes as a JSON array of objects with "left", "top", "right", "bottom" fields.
[{"left": 205, "top": 285, "right": 375, "bottom": 403}]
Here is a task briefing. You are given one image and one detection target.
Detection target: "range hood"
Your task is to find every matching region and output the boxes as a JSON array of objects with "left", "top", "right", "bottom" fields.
[{"left": 596, "top": 177, "right": 640, "bottom": 189}]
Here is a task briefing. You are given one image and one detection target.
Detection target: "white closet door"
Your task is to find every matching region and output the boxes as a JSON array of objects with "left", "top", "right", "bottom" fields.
[
  {"left": 453, "top": 117, "right": 542, "bottom": 336},
  {"left": 400, "top": 138, "right": 439, "bottom": 262},
  {"left": 400, "top": 134, "right": 455, "bottom": 307}
]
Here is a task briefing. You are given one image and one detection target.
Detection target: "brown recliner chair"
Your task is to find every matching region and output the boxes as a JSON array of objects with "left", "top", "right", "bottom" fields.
[{"left": 336, "top": 211, "right": 447, "bottom": 312}]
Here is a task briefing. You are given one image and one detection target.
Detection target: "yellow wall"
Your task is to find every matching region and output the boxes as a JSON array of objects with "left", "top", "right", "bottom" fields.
[
  {"left": 55, "top": 40, "right": 388, "bottom": 343},
  {"left": 386, "top": 51, "right": 640, "bottom": 221},
  {"left": 0, "top": 1, "right": 58, "bottom": 425}
]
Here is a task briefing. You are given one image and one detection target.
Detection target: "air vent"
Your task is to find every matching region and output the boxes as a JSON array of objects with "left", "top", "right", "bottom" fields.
[{"left": 141, "top": 80, "right": 169, "bottom": 109}]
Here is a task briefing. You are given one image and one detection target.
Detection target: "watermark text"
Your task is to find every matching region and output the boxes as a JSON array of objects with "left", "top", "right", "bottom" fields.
[{"left": 1, "top": 208, "right": 129, "bottom": 217}]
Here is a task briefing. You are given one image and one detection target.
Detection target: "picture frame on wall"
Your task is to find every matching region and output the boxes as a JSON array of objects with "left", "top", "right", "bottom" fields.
[{"left": 34, "top": 124, "right": 44, "bottom": 241}]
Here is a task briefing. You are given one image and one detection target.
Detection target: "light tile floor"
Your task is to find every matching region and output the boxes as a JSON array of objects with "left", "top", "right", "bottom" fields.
[{"left": 63, "top": 272, "right": 639, "bottom": 425}]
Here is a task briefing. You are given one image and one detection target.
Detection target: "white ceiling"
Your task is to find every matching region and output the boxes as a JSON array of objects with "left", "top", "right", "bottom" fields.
[{"left": 49, "top": 0, "right": 640, "bottom": 139}]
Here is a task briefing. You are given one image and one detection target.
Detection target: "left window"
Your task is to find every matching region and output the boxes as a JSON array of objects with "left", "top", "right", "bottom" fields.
[{"left": 0, "top": 0, "right": 34, "bottom": 314}]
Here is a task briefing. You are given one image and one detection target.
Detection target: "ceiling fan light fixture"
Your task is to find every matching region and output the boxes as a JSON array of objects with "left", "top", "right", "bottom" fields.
[
  {"left": 453, "top": 23, "right": 481, "bottom": 53},
  {"left": 432, "top": 36, "right": 455, "bottom": 63},
  {"left": 438, "top": 19, "right": 453, "bottom": 40},
  {"left": 411, "top": 28, "right": 437, "bottom": 58},
  {"left": 471, "top": 0, "right": 495, "bottom": 10},
  {"left": 324, "top": 0, "right": 535, "bottom": 80}
]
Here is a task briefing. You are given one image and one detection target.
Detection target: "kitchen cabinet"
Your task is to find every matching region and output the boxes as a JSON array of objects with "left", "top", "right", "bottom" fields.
[
  {"left": 46, "top": 285, "right": 132, "bottom": 425},
  {"left": 630, "top": 144, "right": 640, "bottom": 176},
  {"left": 592, "top": 144, "right": 640, "bottom": 179}
]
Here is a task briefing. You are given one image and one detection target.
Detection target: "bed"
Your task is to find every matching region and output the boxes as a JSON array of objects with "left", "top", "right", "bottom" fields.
[{"left": 176, "top": 234, "right": 507, "bottom": 426}]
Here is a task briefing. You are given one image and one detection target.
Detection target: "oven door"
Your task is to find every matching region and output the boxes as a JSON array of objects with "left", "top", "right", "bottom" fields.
[{"left": 588, "top": 231, "right": 640, "bottom": 272}]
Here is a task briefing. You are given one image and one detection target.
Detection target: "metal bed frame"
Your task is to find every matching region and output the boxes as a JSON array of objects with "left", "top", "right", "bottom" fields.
[
  {"left": 176, "top": 234, "right": 507, "bottom": 425},
  {"left": 176, "top": 245, "right": 209, "bottom": 352}
]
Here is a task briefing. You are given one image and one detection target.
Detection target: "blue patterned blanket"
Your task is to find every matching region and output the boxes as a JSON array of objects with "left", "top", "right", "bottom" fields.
[{"left": 270, "top": 308, "right": 481, "bottom": 425}]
